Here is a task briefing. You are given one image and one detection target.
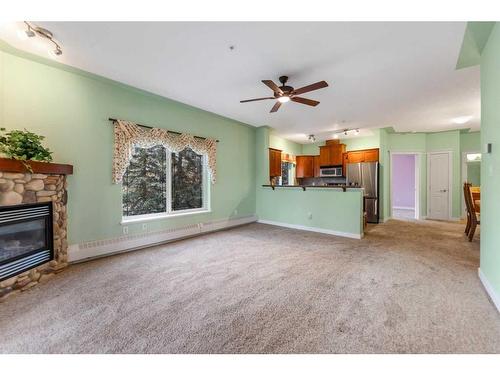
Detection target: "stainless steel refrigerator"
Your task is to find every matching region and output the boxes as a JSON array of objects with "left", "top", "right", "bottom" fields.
[{"left": 346, "top": 161, "right": 379, "bottom": 223}]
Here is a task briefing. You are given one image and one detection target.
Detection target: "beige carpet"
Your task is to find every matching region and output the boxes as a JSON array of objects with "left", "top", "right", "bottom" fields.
[{"left": 0, "top": 219, "right": 498, "bottom": 353}]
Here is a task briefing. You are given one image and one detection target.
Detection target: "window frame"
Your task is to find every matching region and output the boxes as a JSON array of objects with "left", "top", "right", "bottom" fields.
[{"left": 121, "top": 147, "right": 211, "bottom": 224}]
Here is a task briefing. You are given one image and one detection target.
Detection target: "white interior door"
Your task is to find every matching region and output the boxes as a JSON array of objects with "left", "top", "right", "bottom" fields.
[{"left": 428, "top": 152, "right": 450, "bottom": 220}]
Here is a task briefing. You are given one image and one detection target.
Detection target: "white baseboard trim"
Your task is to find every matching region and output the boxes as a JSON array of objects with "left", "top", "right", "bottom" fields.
[
  {"left": 392, "top": 206, "right": 415, "bottom": 211},
  {"left": 68, "top": 214, "right": 257, "bottom": 263},
  {"left": 257, "top": 219, "right": 362, "bottom": 239},
  {"left": 478, "top": 268, "right": 500, "bottom": 313}
]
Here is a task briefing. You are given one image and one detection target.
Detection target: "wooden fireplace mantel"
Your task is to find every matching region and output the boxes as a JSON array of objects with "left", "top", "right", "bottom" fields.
[{"left": 0, "top": 158, "right": 73, "bottom": 175}]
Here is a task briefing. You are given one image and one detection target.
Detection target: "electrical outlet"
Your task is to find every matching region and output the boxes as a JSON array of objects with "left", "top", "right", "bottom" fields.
[
  {"left": 308, "top": 212, "right": 313, "bottom": 219},
  {"left": 123, "top": 226, "right": 128, "bottom": 235},
  {"left": 142, "top": 223, "right": 147, "bottom": 231}
]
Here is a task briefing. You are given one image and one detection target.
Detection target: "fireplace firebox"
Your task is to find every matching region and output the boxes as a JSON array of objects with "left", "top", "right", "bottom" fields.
[{"left": 0, "top": 202, "right": 53, "bottom": 282}]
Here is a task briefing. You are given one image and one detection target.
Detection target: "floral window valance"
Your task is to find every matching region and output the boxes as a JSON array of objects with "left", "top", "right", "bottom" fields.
[{"left": 112, "top": 120, "right": 217, "bottom": 184}]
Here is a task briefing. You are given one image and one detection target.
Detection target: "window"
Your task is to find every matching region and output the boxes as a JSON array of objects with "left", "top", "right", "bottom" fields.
[{"left": 122, "top": 146, "right": 209, "bottom": 220}]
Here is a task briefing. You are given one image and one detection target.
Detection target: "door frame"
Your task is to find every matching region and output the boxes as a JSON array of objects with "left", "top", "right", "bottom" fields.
[
  {"left": 461, "top": 150, "right": 481, "bottom": 217},
  {"left": 427, "top": 150, "right": 453, "bottom": 221},
  {"left": 390, "top": 151, "right": 421, "bottom": 220}
]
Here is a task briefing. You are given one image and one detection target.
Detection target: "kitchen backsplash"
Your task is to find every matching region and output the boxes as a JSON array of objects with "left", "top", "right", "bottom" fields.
[{"left": 297, "top": 177, "right": 347, "bottom": 186}]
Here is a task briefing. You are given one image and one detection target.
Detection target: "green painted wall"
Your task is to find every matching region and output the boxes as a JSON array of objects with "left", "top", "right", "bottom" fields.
[
  {"left": 460, "top": 131, "right": 480, "bottom": 152},
  {"left": 269, "top": 132, "right": 302, "bottom": 155},
  {"left": 0, "top": 47, "right": 257, "bottom": 245},
  {"left": 479, "top": 22, "right": 500, "bottom": 298},
  {"left": 258, "top": 187, "right": 363, "bottom": 237},
  {"left": 301, "top": 142, "right": 322, "bottom": 155}
]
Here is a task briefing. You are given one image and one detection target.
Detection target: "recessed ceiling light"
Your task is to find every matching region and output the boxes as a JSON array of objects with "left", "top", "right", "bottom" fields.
[
  {"left": 452, "top": 116, "right": 472, "bottom": 125},
  {"left": 333, "top": 134, "right": 339, "bottom": 139}
]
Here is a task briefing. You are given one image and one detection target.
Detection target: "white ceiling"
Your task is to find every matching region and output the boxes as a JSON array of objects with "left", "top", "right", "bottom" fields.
[{"left": 0, "top": 22, "right": 480, "bottom": 143}]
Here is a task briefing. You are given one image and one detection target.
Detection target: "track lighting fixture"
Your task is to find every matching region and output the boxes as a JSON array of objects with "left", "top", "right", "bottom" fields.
[
  {"left": 18, "top": 21, "right": 63, "bottom": 58},
  {"left": 333, "top": 128, "right": 361, "bottom": 137}
]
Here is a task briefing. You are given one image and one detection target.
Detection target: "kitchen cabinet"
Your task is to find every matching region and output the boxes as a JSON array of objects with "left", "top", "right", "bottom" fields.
[
  {"left": 269, "top": 148, "right": 282, "bottom": 178},
  {"left": 313, "top": 156, "right": 321, "bottom": 177},
  {"left": 346, "top": 148, "right": 379, "bottom": 164},
  {"left": 319, "top": 144, "right": 346, "bottom": 166},
  {"left": 363, "top": 149, "right": 379, "bottom": 162},
  {"left": 296, "top": 155, "right": 314, "bottom": 178},
  {"left": 347, "top": 150, "right": 365, "bottom": 163}
]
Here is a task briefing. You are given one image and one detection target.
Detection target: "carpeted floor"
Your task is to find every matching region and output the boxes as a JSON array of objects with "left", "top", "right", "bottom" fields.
[{"left": 0, "top": 219, "right": 498, "bottom": 353}]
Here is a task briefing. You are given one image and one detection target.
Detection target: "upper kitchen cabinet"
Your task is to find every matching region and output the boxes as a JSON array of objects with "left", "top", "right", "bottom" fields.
[
  {"left": 346, "top": 148, "right": 379, "bottom": 163},
  {"left": 363, "top": 149, "right": 379, "bottom": 162},
  {"left": 269, "top": 148, "right": 282, "bottom": 178},
  {"left": 319, "top": 143, "right": 346, "bottom": 166},
  {"left": 296, "top": 155, "right": 314, "bottom": 178}
]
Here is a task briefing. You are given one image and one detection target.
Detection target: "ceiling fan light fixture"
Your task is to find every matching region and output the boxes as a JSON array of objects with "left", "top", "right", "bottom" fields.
[
  {"left": 333, "top": 134, "right": 339, "bottom": 139},
  {"left": 277, "top": 96, "right": 290, "bottom": 103}
]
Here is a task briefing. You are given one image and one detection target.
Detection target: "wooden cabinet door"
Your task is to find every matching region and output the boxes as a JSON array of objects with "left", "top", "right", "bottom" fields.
[
  {"left": 342, "top": 153, "right": 348, "bottom": 176},
  {"left": 330, "top": 144, "right": 345, "bottom": 165},
  {"left": 269, "top": 148, "right": 282, "bottom": 177},
  {"left": 296, "top": 156, "right": 314, "bottom": 178},
  {"left": 363, "top": 149, "right": 379, "bottom": 162},
  {"left": 319, "top": 146, "right": 331, "bottom": 166},
  {"left": 347, "top": 151, "right": 365, "bottom": 163},
  {"left": 313, "top": 156, "right": 321, "bottom": 177}
]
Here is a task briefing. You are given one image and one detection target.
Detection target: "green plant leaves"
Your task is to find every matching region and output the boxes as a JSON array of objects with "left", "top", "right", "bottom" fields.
[{"left": 0, "top": 128, "right": 53, "bottom": 163}]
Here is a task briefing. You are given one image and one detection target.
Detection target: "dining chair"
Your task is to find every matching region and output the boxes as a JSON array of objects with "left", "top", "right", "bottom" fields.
[
  {"left": 463, "top": 182, "right": 472, "bottom": 235},
  {"left": 464, "top": 182, "right": 480, "bottom": 241}
]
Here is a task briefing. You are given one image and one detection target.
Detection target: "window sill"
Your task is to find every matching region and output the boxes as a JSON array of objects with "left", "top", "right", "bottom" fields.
[{"left": 121, "top": 209, "right": 211, "bottom": 225}]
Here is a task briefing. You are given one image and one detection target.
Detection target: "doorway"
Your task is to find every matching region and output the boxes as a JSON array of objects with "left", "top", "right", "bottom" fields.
[
  {"left": 391, "top": 153, "right": 419, "bottom": 220},
  {"left": 461, "top": 151, "right": 481, "bottom": 216},
  {"left": 427, "top": 151, "right": 452, "bottom": 221}
]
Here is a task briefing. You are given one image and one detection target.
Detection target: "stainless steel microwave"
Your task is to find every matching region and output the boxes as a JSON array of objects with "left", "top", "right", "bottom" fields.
[{"left": 320, "top": 166, "right": 343, "bottom": 177}]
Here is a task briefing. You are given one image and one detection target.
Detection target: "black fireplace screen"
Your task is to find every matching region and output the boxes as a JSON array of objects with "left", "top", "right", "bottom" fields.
[{"left": 0, "top": 202, "right": 53, "bottom": 281}]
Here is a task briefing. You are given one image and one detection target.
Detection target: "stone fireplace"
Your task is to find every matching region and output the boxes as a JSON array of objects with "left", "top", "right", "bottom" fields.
[{"left": 0, "top": 158, "right": 73, "bottom": 301}]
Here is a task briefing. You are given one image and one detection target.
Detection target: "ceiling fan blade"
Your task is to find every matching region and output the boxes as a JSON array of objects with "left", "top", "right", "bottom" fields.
[
  {"left": 270, "top": 101, "right": 282, "bottom": 113},
  {"left": 291, "top": 96, "right": 320, "bottom": 106},
  {"left": 262, "top": 80, "right": 283, "bottom": 94},
  {"left": 240, "top": 97, "right": 275, "bottom": 103},
  {"left": 293, "top": 81, "right": 328, "bottom": 95}
]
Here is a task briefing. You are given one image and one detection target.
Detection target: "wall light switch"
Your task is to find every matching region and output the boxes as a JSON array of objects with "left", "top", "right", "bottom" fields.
[
  {"left": 308, "top": 212, "right": 313, "bottom": 219},
  {"left": 123, "top": 226, "right": 128, "bottom": 235},
  {"left": 142, "top": 223, "right": 147, "bottom": 231},
  {"left": 484, "top": 143, "right": 492, "bottom": 154}
]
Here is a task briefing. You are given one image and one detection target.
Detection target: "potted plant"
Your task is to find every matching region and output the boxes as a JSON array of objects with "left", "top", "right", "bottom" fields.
[{"left": 0, "top": 128, "right": 53, "bottom": 171}]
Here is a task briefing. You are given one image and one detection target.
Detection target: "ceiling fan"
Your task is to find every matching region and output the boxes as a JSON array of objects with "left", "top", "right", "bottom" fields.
[{"left": 240, "top": 76, "right": 329, "bottom": 113}]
